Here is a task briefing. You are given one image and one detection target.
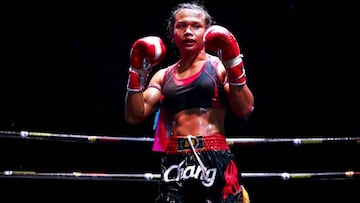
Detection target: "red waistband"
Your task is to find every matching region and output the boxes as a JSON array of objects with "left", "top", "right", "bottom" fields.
[{"left": 165, "top": 133, "right": 229, "bottom": 154}]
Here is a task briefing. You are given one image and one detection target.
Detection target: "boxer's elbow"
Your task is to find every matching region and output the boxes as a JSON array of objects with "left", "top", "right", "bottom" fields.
[{"left": 125, "top": 111, "right": 144, "bottom": 124}]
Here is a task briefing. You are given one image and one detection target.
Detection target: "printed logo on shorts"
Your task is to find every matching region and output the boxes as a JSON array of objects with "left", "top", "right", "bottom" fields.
[{"left": 163, "top": 160, "right": 217, "bottom": 187}]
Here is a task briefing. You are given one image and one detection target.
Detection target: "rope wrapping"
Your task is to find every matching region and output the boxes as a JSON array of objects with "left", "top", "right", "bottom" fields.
[
  {"left": 1, "top": 170, "right": 359, "bottom": 181},
  {"left": 1, "top": 130, "right": 359, "bottom": 145}
]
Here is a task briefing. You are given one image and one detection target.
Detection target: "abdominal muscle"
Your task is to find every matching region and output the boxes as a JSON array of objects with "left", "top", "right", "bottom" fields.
[{"left": 170, "top": 108, "right": 225, "bottom": 136}]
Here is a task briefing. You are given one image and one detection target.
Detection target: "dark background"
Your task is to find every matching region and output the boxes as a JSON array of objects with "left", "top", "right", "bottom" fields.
[{"left": 1, "top": 0, "right": 359, "bottom": 202}]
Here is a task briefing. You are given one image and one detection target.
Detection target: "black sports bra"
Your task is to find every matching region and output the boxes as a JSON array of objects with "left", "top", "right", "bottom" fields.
[{"left": 161, "top": 57, "right": 226, "bottom": 115}]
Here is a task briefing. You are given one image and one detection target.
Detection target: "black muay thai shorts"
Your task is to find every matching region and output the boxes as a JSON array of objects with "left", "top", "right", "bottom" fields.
[{"left": 154, "top": 133, "right": 247, "bottom": 203}]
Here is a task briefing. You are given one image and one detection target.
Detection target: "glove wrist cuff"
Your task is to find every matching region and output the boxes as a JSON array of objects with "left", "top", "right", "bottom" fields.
[
  {"left": 127, "top": 69, "right": 148, "bottom": 92},
  {"left": 223, "top": 54, "right": 243, "bottom": 69},
  {"left": 227, "top": 63, "right": 247, "bottom": 86}
]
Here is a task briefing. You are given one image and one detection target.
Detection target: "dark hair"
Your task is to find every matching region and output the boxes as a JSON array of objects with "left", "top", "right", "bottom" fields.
[{"left": 166, "top": 2, "right": 214, "bottom": 43}]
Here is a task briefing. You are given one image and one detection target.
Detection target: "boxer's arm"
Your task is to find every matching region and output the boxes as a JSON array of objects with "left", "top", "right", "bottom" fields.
[
  {"left": 205, "top": 25, "right": 254, "bottom": 118},
  {"left": 125, "top": 36, "right": 166, "bottom": 123}
]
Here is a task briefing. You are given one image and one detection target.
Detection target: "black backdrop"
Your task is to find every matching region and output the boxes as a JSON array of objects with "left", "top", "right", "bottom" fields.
[
  {"left": 1, "top": 0, "right": 359, "bottom": 202},
  {"left": 1, "top": 0, "right": 359, "bottom": 136}
]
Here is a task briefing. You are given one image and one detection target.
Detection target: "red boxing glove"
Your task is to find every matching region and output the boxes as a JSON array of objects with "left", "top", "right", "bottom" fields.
[
  {"left": 204, "top": 25, "right": 246, "bottom": 86},
  {"left": 127, "top": 36, "right": 167, "bottom": 92}
]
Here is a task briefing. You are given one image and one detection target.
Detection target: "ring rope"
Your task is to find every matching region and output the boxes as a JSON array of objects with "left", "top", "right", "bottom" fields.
[
  {"left": 1, "top": 131, "right": 358, "bottom": 181},
  {"left": 1, "top": 130, "right": 359, "bottom": 145},
  {"left": 1, "top": 170, "right": 359, "bottom": 181}
]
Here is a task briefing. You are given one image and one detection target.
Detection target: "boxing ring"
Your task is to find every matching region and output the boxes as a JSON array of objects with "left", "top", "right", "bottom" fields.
[{"left": 1, "top": 130, "right": 359, "bottom": 202}]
